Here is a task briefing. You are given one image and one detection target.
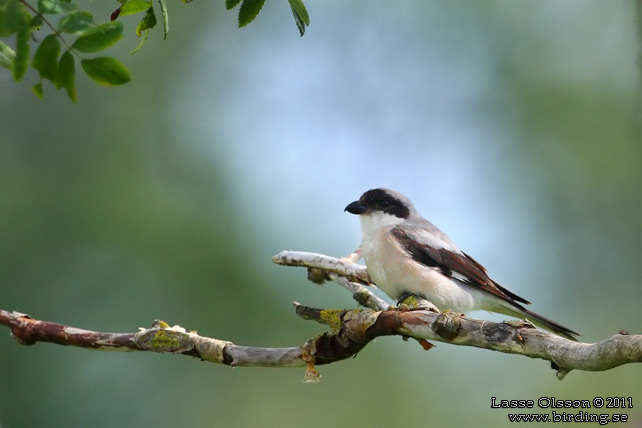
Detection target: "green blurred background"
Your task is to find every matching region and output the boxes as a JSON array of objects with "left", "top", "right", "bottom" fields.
[{"left": 1, "top": 1, "right": 640, "bottom": 427}]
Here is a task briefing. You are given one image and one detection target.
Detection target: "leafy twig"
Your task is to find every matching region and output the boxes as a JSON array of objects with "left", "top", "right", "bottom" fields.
[{"left": 20, "top": 0, "right": 73, "bottom": 51}]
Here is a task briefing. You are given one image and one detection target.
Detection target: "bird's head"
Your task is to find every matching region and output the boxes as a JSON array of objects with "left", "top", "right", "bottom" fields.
[{"left": 345, "top": 188, "right": 418, "bottom": 232}]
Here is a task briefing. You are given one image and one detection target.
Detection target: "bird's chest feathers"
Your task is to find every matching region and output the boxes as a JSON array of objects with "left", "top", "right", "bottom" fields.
[
  {"left": 360, "top": 228, "right": 393, "bottom": 287},
  {"left": 360, "top": 226, "right": 424, "bottom": 299},
  {"left": 359, "top": 221, "right": 477, "bottom": 310}
]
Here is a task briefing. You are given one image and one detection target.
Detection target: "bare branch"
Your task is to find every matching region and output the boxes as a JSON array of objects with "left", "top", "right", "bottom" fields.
[
  {"left": 274, "top": 250, "right": 642, "bottom": 378},
  {"left": 1, "top": 250, "right": 640, "bottom": 381},
  {"left": 0, "top": 310, "right": 306, "bottom": 368},
  {"left": 272, "top": 250, "right": 371, "bottom": 285},
  {"left": 295, "top": 303, "right": 641, "bottom": 378}
]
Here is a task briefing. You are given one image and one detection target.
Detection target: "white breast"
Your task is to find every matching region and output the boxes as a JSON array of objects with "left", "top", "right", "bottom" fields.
[{"left": 360, "top": 217, "right": 480, "bottom": 312}]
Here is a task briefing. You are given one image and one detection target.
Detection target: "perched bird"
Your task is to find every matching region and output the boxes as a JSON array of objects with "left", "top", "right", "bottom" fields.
[{"left": 345, "top": 188, "right": 579, "bottom": 340}]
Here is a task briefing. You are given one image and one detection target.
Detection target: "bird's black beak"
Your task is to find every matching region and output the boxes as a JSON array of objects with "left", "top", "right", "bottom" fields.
[{"left": 345, "top": 200, "right": 366, "bottom": 215}]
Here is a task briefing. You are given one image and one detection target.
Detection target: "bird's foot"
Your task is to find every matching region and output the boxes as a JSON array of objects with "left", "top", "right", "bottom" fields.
[
  {"left": 503, "top": 319, "right": 536, "bottom": 330},
  {"left": 397, "top": 293, "right": 440, "bottom": 312}
]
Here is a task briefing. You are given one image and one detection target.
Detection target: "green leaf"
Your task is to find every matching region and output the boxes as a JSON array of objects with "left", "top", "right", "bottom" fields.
[
  {"left": 225, "top": 0, "right": 241, "bottom": 10},
  {"left": 158, "top": 0, "right": 168, "bottom": 39},
  {"left": 81, "top": 56, "right": 131, "bottom": 85},
  {"left": 129, "top": 28, "right": 149, "bottom": 54},
  {"left": 56, "top": 50, "right": 76, "bottom": 101},
  {"left": 72, "top": 21, "right": 124, "bottom": 52},
  {"left": 37, "top": 0, "right": 77, "bottom": 15},
  {"left": 32, "top": 33, "right": 60, "bottom": 81},
  {"left": 0, "top": 0, "right": 30, "bottom": 36},
  {"left": 287, "top": 0, "right": 309, "bottom": 36},
  {"left": 0, "top": 40, "right": 16, "bottom": 69},
  {"left": 32, "top": 82, "right": 44, "bottom": 99},
  {"left": 135, "top": 7, "right": 156, "bottom": 37},
  {"left": 12, "top": 24, "right": 29, "bottom": 81},
  {"left": 58, "top": 10, "right": 94, "bottom": 34},
  {"left": 238, "top": 0, "right": 265, "bottom": 28},
  {"left": 120, "top": 0, "right": 152, "bottom": 16},
  {"left": 30, "top": 15, "right": 44, "bottom": 30}
]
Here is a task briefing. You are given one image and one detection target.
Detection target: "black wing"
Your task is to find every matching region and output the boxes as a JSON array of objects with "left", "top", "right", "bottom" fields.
[
  {"left": 391, "top": 225, "right": 580, "bottom": 340},
  {"left": 391, "top": 226, "right": 530, "bottom": 305}
]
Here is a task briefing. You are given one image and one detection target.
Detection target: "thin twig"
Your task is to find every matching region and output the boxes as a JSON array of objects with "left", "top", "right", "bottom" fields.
[{"left": 20, "top": 0, "right": 74, "bottom": 51}]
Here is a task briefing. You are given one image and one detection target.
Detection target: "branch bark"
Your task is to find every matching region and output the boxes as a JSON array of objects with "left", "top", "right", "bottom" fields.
[
  {"left": 273, "top": 250, "right": 642, "bottom": 379},
  {"left": 1, "top": 250, "right": 640, "bottom": 381},
  {"left": 0, "top": 310, "right": 307, "bottom": 367}
]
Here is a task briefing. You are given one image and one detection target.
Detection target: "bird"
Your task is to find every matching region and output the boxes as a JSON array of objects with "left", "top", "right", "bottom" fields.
[{"left": 344, "top": 188, "right": 579, "bottom": 341}]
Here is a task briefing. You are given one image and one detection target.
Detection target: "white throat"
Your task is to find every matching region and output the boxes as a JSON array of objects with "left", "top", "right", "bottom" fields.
[{"left": 359, "top": 212, "right": 405, "bottom": 239}]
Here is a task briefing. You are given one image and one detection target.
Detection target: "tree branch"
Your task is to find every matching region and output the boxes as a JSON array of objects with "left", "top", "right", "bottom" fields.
[
  {"left": 1, "top": 250, "right": 640, "bottom": 381},
  {"left": 0, "top": 310, "right": 307, "bottom": 368},
  {"left": 273, "top": 250, "right": 642, "bottom": 379}
]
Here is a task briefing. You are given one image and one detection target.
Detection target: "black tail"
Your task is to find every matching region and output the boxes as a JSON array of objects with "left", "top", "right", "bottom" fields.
[
  {"left": 510, "top": 303, "right": 580, "bottom": 341},
  {"left": 496, "top": 302, "right": 581, "bottom": 341}
]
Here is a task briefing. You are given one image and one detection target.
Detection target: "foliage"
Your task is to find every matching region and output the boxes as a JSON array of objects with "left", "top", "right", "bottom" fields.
[{"left": 0, "top": 0, "right": 309, "bottom": 101}]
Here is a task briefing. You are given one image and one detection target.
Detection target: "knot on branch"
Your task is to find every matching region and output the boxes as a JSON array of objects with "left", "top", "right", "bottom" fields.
[
  {"left": 133, "top": 320, "right": 234, "bottom": 362},
  {"left": 432, "top": 312, "right": 462, "bottom": 340},
  {"left": 5, "top": 311, "right": 39, "bottom": 346},
  {"left": 134, "top": 321, "right": 194, "bottom": 354},
  {"left": 296, "top": 303, "right": 380, "bottom": 365}
]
